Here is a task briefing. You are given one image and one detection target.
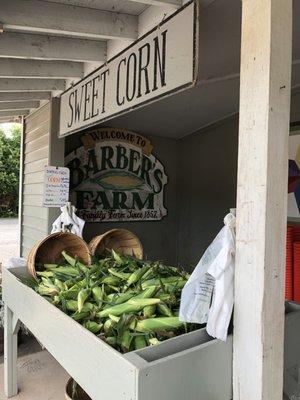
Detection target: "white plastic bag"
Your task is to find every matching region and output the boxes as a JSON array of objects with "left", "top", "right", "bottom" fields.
[
  {"left": 179, "top": 213, "right": 235, "bottom": 325},
  {"left": 206, "top": 213, "right": 235, "bottom": 341},
  {"left": 51, "top": 203, "right": 85, "bottom": 237}
]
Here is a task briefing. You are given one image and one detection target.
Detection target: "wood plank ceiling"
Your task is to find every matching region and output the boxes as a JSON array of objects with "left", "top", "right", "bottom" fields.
[{"left": 0, "top": 0, "right": 185, "bottom": 122}]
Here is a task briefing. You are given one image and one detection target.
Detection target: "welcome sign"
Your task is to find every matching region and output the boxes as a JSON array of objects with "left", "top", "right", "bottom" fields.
[
  {"left": 59, "top": 1, "right": 197, "bottom": 137},
  {"left": 65, "top": 128, "right": 168, "bottom": 222}
]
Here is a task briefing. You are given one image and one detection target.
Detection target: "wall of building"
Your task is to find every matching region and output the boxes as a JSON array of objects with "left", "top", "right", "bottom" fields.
[
  {"left": 177, "top": 116, "right": 239, "bottom": 269},
  {"left": 20, "top": 99, "right": 64, "bottom": 257},
  {"left": 65, "top": 132, "right": 179, "bottom": 265}
]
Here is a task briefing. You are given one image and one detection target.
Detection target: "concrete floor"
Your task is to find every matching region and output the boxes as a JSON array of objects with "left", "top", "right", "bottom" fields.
[
  {"left": 0, "top": 219, "right": 70, "bottom": 399},
  {"left": 0, "top": 218, "right": 19, "bottom": 266},
  {"left": 0, "top": 349, "right": 69, "bottom": 400}
]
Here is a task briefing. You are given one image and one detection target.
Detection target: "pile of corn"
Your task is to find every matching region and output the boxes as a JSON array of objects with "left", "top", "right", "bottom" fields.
[{"left": 31, "top": 251, "right": 196, "bottom": 353}]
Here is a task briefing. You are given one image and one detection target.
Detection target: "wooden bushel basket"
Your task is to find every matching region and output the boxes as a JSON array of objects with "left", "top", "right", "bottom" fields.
[
  {"left": 89, "top": 229, "right": 143, "bottom": 259},
  {"left": 27, "top": 232, "right": 91, "bottom": 278},
  {"left": 65, "top": 378, "right": 92, "bottom": 400}
]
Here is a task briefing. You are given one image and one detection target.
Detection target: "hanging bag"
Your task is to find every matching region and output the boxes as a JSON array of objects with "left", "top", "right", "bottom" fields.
[{"left": 179, "top": 213, "right": 235, "bottom": 325}]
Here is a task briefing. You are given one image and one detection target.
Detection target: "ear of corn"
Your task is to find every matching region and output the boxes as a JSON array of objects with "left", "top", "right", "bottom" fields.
[
  {"left": 126, "top": 266, "right": 150, "bottom": 287},
  {"left": 149, "top": 338, "right": 161, "bottom": 346},
  {"left": 28, "top": 249, "right": 195, "bottom": 354},
  {"left": 84, "top": 321, "right": 103, "bottom": 334},
  {"left": 134, "top": 335, "right": 147, "bottom": 350},
  {"left": 99, "top": 298, "right": 160, "bottom": 318},
  {"left": 44, "top": 263, "right": 58, "bottom": 270},
  {"left": 143, "top": 305, "right": 156, "bottom": 318},
  {"left": 157, "top": 302, "right": 173, "bottom": 317},
  {"left": 132, "top": 317, "right": 184, "bottom": 332},
  {"left": 133, "top": 286, "right": 157, "bottom": 299},
  {"left": 92, "top": 286, "right": 104, "bottom": 307},
  {"left": 77, "top": 288, "right": 90, "bottom": 312},
  {"left": 120, "top": 330, "right": 132, "bottom": 352}
]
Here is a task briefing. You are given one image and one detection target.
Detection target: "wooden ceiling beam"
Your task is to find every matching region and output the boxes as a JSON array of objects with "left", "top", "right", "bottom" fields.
[
  {"left": 0, "top": 58, "right": 83, "bottom": 79},
  {"left": 0, "top": 92, "right": 51, "bottom": 102},
  {"left": 126, "top": 0, "right": 181, "bottom": 6},
  {"left": 0, "top": 101, "right": 40, "bottom": 111},
  {"left": 0, "top": 32, "right": 107, "bottom": 63},
  {"left": 0, "top": 79, "right": 65, "bottom": 92},
  {"left": 1, "top": 0, "right": 138, "bottom": 40},
  {"left": 0, "top": 110, "right": 30, "bottom": 117}
]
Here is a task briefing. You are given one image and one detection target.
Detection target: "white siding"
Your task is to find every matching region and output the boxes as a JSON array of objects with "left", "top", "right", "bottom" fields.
[{"left": 20, "top": 98, "right": 64, "bottom": 257}]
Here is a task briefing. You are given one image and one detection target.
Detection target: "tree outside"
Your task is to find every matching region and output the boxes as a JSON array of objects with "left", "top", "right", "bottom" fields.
[{"left": 0, "top": 124, "right": 21, "bottom": 217}]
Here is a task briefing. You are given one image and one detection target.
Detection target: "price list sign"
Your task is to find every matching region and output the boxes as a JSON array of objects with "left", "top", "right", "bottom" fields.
[{"left": 43, "top": 166, "right": 70, "bottom": 207}]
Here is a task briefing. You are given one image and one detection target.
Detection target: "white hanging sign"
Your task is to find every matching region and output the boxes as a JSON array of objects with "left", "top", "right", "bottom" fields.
[
  {"left": 43, "top": 166, "right": 70, "bottom": 207},
  {"left": 59, "top": 1, "right": 197, "bottom": 137}
]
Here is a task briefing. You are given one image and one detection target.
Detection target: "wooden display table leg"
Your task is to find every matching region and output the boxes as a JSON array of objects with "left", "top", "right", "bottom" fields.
[{"left": 4, "top": 306, "right": 20, "bottom": 398}]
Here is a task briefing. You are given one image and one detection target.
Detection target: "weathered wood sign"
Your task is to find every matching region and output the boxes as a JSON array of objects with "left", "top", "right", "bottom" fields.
[
  {"left": 65, "top": 128, "right": 168, "bottom": 222},
  {"left": 59, "top": 1, "right": 197, "bottom": 137}
]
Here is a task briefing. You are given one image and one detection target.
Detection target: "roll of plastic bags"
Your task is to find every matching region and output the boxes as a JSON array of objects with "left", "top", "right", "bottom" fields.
[
  {"left": 51, "top": 203, "right": 85, "bottom": 237},
  {"left": 179, "top": 213, "right": 236, "bottom": 325}
]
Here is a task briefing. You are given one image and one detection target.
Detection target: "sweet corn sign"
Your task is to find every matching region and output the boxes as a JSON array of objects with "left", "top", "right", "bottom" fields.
[
  {"left": 59, "top": 1, "right": 196, "bottom": 137},
  {"left": 65, "top": 128, "right": 168, "bottom": 221}
]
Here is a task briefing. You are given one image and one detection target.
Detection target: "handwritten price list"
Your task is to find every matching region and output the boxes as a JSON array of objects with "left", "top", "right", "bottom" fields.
[{"left": 43, "top": 166, "right": 70, "bottom": 207}]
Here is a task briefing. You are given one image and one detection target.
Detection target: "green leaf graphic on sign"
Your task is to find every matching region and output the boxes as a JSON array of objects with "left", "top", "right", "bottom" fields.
[{"left": 91, "top": 171, "right": 145, "bottom": 191}]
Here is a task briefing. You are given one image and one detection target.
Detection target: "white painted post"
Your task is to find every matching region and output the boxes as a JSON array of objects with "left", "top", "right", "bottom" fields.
[
  {"left": 233, "top": 1, "right": 292, "bottom": 399},
  {"left": 4, "top": 306, "right": 19, "bottom": 397}
]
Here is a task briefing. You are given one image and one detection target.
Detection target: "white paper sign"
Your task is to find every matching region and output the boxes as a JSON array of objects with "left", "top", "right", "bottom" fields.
[
  {"left": 43, "top": 166, "right": 70, "bottom": 207},
  {"left": 59, "top": 1, "right": 196, "bottom": 137}
]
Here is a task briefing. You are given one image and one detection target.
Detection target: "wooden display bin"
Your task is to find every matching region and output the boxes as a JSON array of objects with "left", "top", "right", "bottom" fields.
[
  {"left": 3, "top": 266, "right": 233, "bottom": 400},
  {"left": 4, "top": 266, "right": 300, "bottom": 399}
]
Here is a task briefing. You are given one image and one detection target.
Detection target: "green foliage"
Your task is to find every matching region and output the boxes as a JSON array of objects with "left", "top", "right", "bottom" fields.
[{"left": 0, "top": 124, "right": 21, "bottom": 217}]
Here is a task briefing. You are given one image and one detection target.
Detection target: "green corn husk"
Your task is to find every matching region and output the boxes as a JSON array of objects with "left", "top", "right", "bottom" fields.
[
  {"left": 120, "top": 330, "right": 132, "bottom": 352},
  {"left": 143, "top": 305, "right": 156, "bottom": 318},
  {"left": 100, "top": 276, "right": 121, "bottom": 286},
  {"left": 61, "top": 251, "right": 77, "bottom": 267},
  {"left": 60, "top": 288, "right": 79, "bottom": 300},
  {"left": 132, "top": 286, "right": 157, "bottom": 299},
  {"left": 111, "top": 249, "right": 123, "bottom": 265},
  {"left": 134, "top": 335, "right": 147, "bottom": 350},
  {"left": 107, "top": 284, "right": 119, "bottom": 292},
  {"left": 108, "top": 268, "right": 131, "bottom": 280},
  {"left": 99, "top": 298, "right": 160, "bottom": 318},
  {"left": 142, "top": 277, "right": 184, "bottom": 289},
  {"left": 71, "top": 311, "right": 90, "bottom": 321},
  {"left": 84, "top": 321, "right": 103, "bottom": 334},
  {"left": 105, "top": 336, "right": 117, "bottom": 347},
  {"left": 36, "top": 271, "right": 54, "bottom": 278},
  {"left": 149, "top": 338, "right": 161, "bottom": 346},
  {"left": 77, "top": 288, "right": 90, "bottom": 312},
  {"left": 30, "top": 248, "right": 195, "bottom": 354},
  {"left": 53, "top": 266, "right": 80, "bottom": 277},
  {"left": 126, "top": 266, "right": 150, "bottom": 287},
  {"left": 53, "top": 295, "right": 61, "bottom": 305},
  {"left": 164, "top": 281, "right": 186, "bottom": 293},
  {"left": 105, "top": 291, "right": 135, "bottom": 307},
  {"left": 131, "top": 317, "right": 184, "bottom": 333},
  {"left": 157, "top": 302, "right": 173, "bottom": 317},
  {"left": 103, "top": 318, "right": 116, "bottom": 333},
  {"left": 108, "top": 314, "right": 120, "bottom": 323},
  {"left": 140, "top": 266, "right": 154, "bottom": 282},
  {"left": 44, "top": 263, "right": 58, "bottom": 270},
  {"left": 37, "top": 285, "right": 59, "bottom": 296},
  {"left": 54, "top": 278, "right": 66, "bottom": 291},
  {"left": 76, "top": 261, "right": 90, "bottom": 274},
  {"left": 92, "top": 286, "right": 104, "bottom": 307},
  {"left": 41, "top": 277, "right": 55, "bottom": 287},
  {"left": 66, "top": 300, "right": 79, "bottom": 312},
  {"left": 66, "top": 300, "right": 95, "bottom": 313}
]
